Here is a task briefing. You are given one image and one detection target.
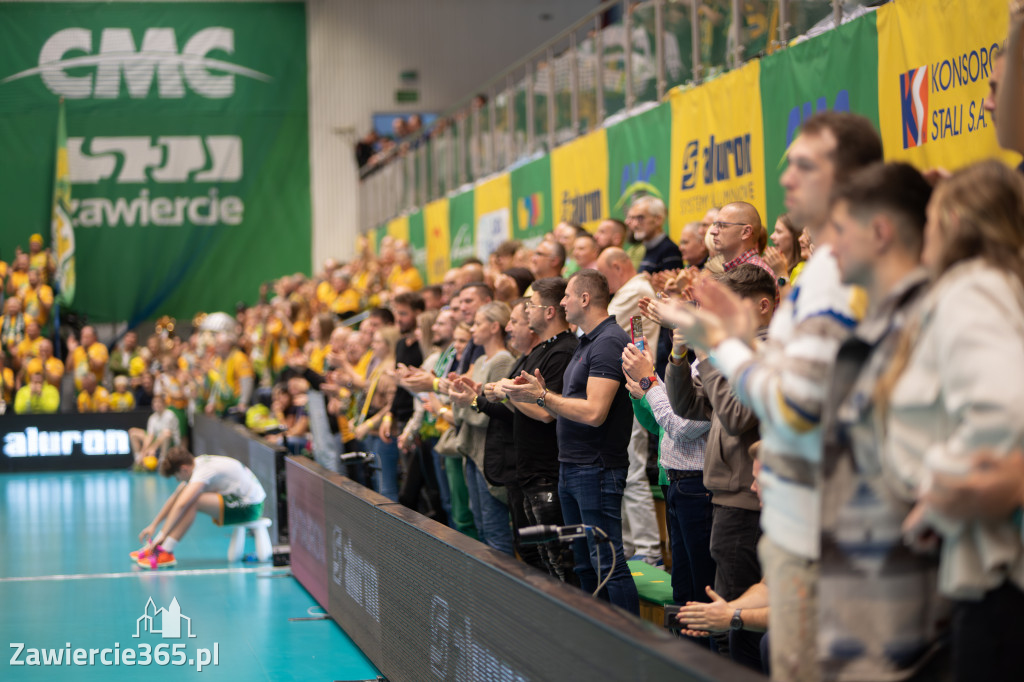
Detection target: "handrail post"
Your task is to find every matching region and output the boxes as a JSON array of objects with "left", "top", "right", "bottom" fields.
[
  {"left": 595, "top": 15, "right": 605, "bottom": 125},
  {"left": 624, "top": 0, "right": 634, "bottom": 110},
  {"left": 654, "top": 0, "right": 665, "bottom": 100}
]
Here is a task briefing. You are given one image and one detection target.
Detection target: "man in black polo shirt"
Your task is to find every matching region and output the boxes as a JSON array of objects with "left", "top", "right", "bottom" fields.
[
  {"left": 493, "top": 278, "right": 579, "bottom": 583},
  {"left": 505, "top": 270, "right": 639, "bottom": 614}
]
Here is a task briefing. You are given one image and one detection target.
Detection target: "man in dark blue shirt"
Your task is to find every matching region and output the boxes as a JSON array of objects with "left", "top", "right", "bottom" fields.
[
  {"left": 506, "top": 269, "right": 639, "bottom": 615},
  {"left": 628, "top": 196, "right": 683, "bottom": 274}
]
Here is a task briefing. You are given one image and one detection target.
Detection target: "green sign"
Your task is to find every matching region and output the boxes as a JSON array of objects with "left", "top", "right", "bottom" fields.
[
  {"left": 0, "top": 2, "right": 310, "bottom": 323},
  {"left": 510, "top": 156, "right": 552, "bottom": 244},
  {"left": 606, "top": 102, "right": 672, "bottom": 225},
  {"left": 448, "top": 190, "right": 475, "bottom": 266},
  {"left": 760, "top": 12, "right": 880, "bottom": 227}
]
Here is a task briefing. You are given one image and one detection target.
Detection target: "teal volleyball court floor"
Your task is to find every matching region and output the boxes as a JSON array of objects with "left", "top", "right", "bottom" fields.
[{"left": 0, "top": 470, "right": 379, "bottom": 681}]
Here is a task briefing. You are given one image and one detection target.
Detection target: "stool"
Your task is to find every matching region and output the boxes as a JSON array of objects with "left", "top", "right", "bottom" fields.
[{"left": 227, "top": 518, "right": 273, "bottom": 562}]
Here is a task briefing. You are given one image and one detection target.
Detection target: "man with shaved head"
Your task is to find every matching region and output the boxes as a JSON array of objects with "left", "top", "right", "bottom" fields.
[
  {"left": 708, "top": 202, "right": 773, "bottom": 278},
  {"left": 596, "top": 248, "right": 664, "bottom": 567},
  {"left": 594, "top": 218, "right": 628, "bottom": 251}
]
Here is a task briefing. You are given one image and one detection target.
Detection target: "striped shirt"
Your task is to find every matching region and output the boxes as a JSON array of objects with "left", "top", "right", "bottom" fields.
[{"left": 644, "top": 380, "right": 710, "bottom": 472}]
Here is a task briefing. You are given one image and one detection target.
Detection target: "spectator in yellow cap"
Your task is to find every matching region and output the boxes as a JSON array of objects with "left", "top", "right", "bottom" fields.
[{"left": 27, "top": 234, "right": 55, "bottom": 284}]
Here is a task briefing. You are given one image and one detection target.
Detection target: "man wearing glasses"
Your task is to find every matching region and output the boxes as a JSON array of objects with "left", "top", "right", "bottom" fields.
[
  {"left": 529, "top": 241, "right": 566, "bottom": 280},
  {"left": 708, "top": 202, "right": 775, "bottom": 279},
  {"left": 626, "top": 196, "right": 683, "bottom": 275}
]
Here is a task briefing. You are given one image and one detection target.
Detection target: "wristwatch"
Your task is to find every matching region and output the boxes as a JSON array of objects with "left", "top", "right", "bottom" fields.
[
  {"left": 638, "top": 375, "right": 657, "bottom": 391},
  {"left": 730, "top": 609, "right": 744, "bottom": 631},
  {"left": 536, "top": 389, "right": 548, "bottom": 408},
  {"left": 470, "top": 396, "right": 480, "bottom": 412}
]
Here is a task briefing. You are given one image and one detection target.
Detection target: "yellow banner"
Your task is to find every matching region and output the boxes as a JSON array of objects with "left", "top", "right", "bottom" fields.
[
  {"left": 877, "top": 0, "right": 1018, "bottom": 169},
  {"left": 668, "top": 63, "right": 767, "bottom": 242},
  {"left": 423, "top": 199, "right": 450, "bottom": 284},
  {"left": 473, "top": 173, "right": 511, "bottom": 261},
  {"left": 386, "top": 215, "right": 410, "bottom": 245},
  {"left": 550, "top": 128, "right": 609, "bottom": 233}
]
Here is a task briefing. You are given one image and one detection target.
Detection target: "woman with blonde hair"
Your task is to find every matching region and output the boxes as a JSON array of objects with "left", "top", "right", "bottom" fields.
[
  {"left": 448, "top": 301, "right": 515, "bottom": 554},
  {"left": 354, "top": 325, "right": 402, "bottom": 501},
  {"left": 882, "top": 160, "right": 1024, "bottom": 680}
]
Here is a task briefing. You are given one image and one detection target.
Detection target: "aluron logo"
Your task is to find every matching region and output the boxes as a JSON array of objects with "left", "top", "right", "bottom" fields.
[
  {"left": 560, "top": 190, "right": 602, "bottom": 225},
  {"left": 1, "top": 27, "right": 271, "bottom": 99},
  {"left": 900, "top": 66, "right": 929, "bottom": 149},
  {"left": 2, "top": 427, "right": 130, "bottom": 457}
]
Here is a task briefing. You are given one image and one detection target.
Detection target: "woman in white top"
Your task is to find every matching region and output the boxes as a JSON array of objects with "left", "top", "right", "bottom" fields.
[{"left": 881, "top": 160, "right": 1024, "bottom": 680}]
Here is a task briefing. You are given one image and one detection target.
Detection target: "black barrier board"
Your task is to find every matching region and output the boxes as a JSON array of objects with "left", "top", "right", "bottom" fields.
[
  {"left": 287, "top": 456, "right": 765, "bottom": 682},
  {"left": 1, "top": 412, "right": 147, "bottom": 472}
]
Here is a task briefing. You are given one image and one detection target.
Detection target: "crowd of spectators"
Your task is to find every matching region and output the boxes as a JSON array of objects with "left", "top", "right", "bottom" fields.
[{"left": 4, "top": 8, "right": 1024, "bottom": 680}]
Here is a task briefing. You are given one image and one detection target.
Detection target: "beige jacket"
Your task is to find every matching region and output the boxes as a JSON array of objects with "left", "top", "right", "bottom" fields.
[{"left": 885, "top": 258, "right": 1024, "bottom": 599}]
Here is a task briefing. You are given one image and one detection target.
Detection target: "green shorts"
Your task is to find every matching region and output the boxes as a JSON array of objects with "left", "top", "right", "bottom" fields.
[{"left": 215, "top": 495, "right": 264, "bottom": 526}]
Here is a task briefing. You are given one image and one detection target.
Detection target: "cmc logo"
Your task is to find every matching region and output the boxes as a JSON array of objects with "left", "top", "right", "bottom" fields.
[
  {"left": 69, "top": 136, "right": 242, "bottom": 184},
  {"left": 1, "top": 27, "right": 270, "bottom": 99},
  {"left": 516, "top": 193, "right": 543, "bottom": 230},
  {"left": 3, "top": 427, "right": 131, "bottom": 457},
  {"left": 900, "top": 66, "right": 929, "bottom": 149}
]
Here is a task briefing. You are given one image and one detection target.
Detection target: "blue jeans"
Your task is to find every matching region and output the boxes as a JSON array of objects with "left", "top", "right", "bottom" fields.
[
  {"left": 558, "top": 462, "right": 639, "bottom": 615},
  {"left": 364, "top": 434, "right": 400, "bottom": 503},
  {"left": 666, "top": 475, "right": 717, "bottom": 605},
  {"left": 464, "top": 458, "right": 513, "bottom": 555},
  {"left": 429, "top": 444, "right": 453, "bottom": 525}
]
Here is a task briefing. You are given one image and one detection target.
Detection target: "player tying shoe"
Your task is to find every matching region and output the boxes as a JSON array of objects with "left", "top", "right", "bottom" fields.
[{"left": 132, "top": 446, "right": 267, "bottom": 569}]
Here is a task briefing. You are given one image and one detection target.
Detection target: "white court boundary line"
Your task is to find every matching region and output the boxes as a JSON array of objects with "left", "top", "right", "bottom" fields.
[{"left": 0, "top": 566, "right": 291, "bottom": 583}]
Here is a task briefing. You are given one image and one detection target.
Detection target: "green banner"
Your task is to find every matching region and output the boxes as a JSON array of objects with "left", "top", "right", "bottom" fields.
[
  {"left": 407, "top": 209, "right": 427, "bottom": 284},
  {"left": 448, "top": 190, "right": 475, "bottom": 266},
  {"left": 760, "top": 12, "right": 879, "bottom": 226},
  {"left": 510, "top": 156, "right": 552, "bottom": 245},
  {"left": 606, "top": 102, "right": 672, "bottom": 225},
  {"left": 0, "top": 2, "right": 310, "bottom": 323}
]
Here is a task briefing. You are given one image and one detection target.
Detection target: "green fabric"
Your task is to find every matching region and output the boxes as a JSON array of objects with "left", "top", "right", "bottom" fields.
[
  {"left": 630, "top": 394, "right": 668, "bottom": 486},
  {"left": 628, "top": 560, "right": 674, "bottom": 606},
  {"left": 444, "top": 458, "right": 478, "bottom": 540}
]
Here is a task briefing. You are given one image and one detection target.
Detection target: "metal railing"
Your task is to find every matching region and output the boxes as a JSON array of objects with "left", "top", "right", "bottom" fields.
[{"left": 358, "top": 0, "right": 879, "bottom": 232}]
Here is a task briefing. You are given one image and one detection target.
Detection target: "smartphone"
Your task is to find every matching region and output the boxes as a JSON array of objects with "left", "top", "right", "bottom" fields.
[{"left": 630, "top": 315, "right": 644, "bottom": 352}]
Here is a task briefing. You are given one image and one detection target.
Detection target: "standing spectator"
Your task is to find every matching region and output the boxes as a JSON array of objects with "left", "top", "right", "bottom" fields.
[
  {"left": 14, "top": 370, "right": 59, "bottom": 414},
  {"left": 1, "top": 297, "right": 29, "bottom": 362},
  {"left": 26, "top": 233, "right": 55, "bottom": 283},
  {"left": 594, "top": 219, "right": 628, "bottom": 252},
  {"left": 20, "top": 269, "right": 53, "bottom": 328},
  {"left": 109, "top": 331, "right": 141, "bottom": 378},
  {"left": 77, "top": 372, "right": 110, "bottom": 413},
  {"left": 448, "top": 302, "right": 515, "bottom": 554},
  {"left": 205, "top": 332, "right": 254, "bottom": 419},
  {"left": 5, "top": 252, "right": 29, "bottom": 297},
  {"left": 529, "top": 241, "right": 566, "bottom": 281},
  {"left": 596, "top": 247, "right": 663, "bottom": 567},
  {"left": 629, "top": 196, "right": 683, "bottom": 274},
  {"left": 679, "top": 221, "right": 710, "bottom": 269},
  {"left": 766, "top": 214, "right": 804, "bottom": 286},
  {"left": 506, "top": 270, "right": 640, "bottom": 615},
  {"left": 354, "top": 326, "right": 401, "bottom": 501},
  {"left": 0, "top": 353, "right": 14, "bottom": 411},
  {"left": 453, "top": 283, "right": 492, "bottom": 373},
  {"left": 709, "top": 202, "right": 775, "bottom": 279},
  {"left": 134, "top": 371, "right": 155, "bottom": 409},
  {"left": 554, "top": 222, "right": 586, "bottom": 276},
  {"left": 882, "top": 160, "right": 1024, "bottom": 680},
  {"left": 68, "top": 325, "right": 109, "bottom": 391},
  {"left": 109, "top": 375, "right": 136, "bottom": 412},
  {"left": 660, "top": 112, "right": 882, "bottom": 681},
  {"left": 14, "top": 319, "right": 43, "bottom": 372},
  {"left": 23, "top": 338, "right": 63, "bottom": 389},
  {"left": 818, "top": 162, "right": 945, "bottom": 679},
  {"left": 572, "top": 234, "right": 601, "bottom": 272},
  {"left": 387, "top": 247, "right": 424, "bottom": 293},
  {"left": 662, "top": 264, "right": 776, "bottom": 669}
]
